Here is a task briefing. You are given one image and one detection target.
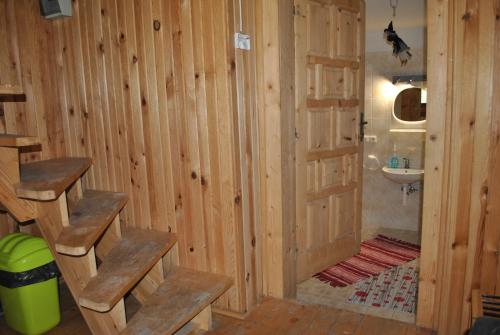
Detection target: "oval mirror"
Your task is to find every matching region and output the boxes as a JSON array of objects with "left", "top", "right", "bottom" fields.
[{"left": 393, "top": 87, "right": 427, "bottom": 122}]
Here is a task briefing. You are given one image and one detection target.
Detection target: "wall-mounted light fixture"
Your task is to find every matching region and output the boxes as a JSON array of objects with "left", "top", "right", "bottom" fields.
[{"left": 392, "top": 75, "right": 427, "bottom": 85}]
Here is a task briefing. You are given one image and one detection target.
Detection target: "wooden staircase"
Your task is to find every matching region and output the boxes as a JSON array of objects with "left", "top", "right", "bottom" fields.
[{"left": 0, "top": 133, "right": 232, "bottom": 334}]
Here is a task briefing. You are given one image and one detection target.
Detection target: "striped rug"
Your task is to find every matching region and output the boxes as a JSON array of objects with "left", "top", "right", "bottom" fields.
[{"left": 314, "top": 235, "right": 420, "bottom": 287}]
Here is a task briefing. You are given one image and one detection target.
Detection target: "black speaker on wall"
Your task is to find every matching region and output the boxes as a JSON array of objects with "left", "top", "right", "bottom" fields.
[{"left": 39, "top": 0, "right": 72, "bottom": 19}]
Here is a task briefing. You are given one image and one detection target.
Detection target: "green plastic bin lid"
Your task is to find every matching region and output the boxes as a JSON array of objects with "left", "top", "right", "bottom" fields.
[{"left": 0, "top": 233, "right": 54, "bottom": 273}]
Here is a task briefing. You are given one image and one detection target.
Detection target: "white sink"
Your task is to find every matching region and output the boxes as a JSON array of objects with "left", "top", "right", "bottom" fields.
[{"left": 382, "top": 166, "right": 424, "bottom": 184}]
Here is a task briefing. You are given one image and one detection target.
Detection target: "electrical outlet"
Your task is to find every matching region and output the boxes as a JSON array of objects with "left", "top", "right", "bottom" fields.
[
  {"left": 234, "top": 32, "right": 251, "bottom": 51},
  {"left": 364, "top": 135, "right": 378, "bottom": 143}
]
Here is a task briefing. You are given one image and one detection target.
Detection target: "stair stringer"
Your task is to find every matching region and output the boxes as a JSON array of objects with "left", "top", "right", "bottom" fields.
[
  {"left": 35, "top": 191, "right": 125, "bottom": 334},
  {"left": 2, "top": 151, "right": 228, "bottom": 334},
  {"left": 0, "top": 147, "right": 36, "bottom": 222}
]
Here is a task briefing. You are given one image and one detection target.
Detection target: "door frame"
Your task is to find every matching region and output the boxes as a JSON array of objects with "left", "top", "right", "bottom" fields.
[
  {"left": 417, "top": 0, "right": 499, "bottom": 332},
  {"left": 257, "top": 0, "right": 497, "bottom": 332},
  {"left": 256, "top": 0, "right": 297, "bottom": 299}
]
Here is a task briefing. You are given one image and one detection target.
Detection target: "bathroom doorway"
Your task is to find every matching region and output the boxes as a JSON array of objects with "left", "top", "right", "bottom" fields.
[{"left": 294, "top": 0, "right": 427, "bottom": 325}]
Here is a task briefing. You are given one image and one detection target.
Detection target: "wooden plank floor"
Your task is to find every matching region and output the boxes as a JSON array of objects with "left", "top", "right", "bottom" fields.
[
  {"left": 207, "top": 298, "right": 434, "bottom": 335},
  {"left": 0, "top": 286, "right": 434, "bottom": 334}
]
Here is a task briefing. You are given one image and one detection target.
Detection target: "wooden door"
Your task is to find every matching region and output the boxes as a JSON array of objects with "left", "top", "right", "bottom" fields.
[{"left": 295, "top": 0, "right": 364, "bottom": 282}]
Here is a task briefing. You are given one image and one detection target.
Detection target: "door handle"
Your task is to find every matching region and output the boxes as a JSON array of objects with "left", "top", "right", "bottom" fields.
[{"left": 360, "top": 112, "right": 368, "bottom": 142}]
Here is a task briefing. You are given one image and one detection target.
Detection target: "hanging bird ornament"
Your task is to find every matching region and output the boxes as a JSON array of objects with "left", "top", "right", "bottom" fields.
[
  {"left": 383, "top": 0, "right": 412, "bottom": 65},
  {"left": 384, "top": 21, "right": 412, "bottom": 65}
]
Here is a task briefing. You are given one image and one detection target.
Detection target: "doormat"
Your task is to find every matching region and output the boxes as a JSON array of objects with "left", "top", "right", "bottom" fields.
[
  {"left": 347, "top": 264, "right": 418, "bottom": 313},
  {"left": 314, "top": 235, "right": 420, "bottom": 287}
]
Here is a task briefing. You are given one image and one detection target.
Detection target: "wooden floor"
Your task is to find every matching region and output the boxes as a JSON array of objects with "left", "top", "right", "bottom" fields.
[
  {"left": 208, "top": 298, "right": 433, "bottom": 335},
  {"left": 0, "top": 285, "right": 433, "bottom": 334}
]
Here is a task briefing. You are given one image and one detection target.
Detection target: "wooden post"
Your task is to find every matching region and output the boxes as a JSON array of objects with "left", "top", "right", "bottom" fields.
[
  {"left": 417, "top": 0, "right": 499, "bottom": 333},
  {"left": 480, "top": 0, "right": 500, "bottom": 299},
  {"left": 416, "top": 0, "right": 452, "bottom": 329},
  {"left": 256, "top": 0, "right": 296, "bottom": 299},
  {"left": 191, "top": 306, "right": 213, "bottom": 331}
]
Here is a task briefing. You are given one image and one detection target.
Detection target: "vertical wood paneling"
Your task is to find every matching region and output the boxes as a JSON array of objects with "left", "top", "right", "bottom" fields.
[
  {"left": 417, "top": 0, "right": 500, "bottom": 333},
  {"left": 480, "top": 0, "right": 500, "bottom": 297},
  {"left": 459, "top": 0, "right": 496, "bottom": 330},
  {"left": 416, "top": 1, "right": 450, "bottom": 328},
  {"left": 151, "top": 0, "right": 177, "bottom": 232},
  {"left": 1, "top": 0, "right": 259, "bottom": 314},
  {"left": 0, "top": 0, "right": 22, "bottom": 89},
  {"left": 279, "top": 0, "right": 297, "bottom": 298},
  {"left": 134, "top": 0, "right": 161, "bottom": 229},
  {"left": 1, "top": 0, "right": 65, "bottom": 160},
  {"left": 233, "top": 0, "right": 262, "bottom": 309}
]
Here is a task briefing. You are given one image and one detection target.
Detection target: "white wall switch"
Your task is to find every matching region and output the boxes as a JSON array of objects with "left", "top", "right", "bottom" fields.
[
  {"left": 234, "top": 32, "right": 251, "bottom": 51},
  {"left": 364, "top": 135, "right": 378, "bottom": 143}
]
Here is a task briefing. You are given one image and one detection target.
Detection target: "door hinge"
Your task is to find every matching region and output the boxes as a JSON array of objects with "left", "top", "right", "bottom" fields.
[{"left": 295, "top": 128, "right": 300, "bottom": 140}]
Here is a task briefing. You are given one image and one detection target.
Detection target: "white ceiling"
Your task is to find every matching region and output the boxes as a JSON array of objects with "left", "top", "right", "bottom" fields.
[{"left": 365, "top": 0, "right": 426, "bottom": 31}]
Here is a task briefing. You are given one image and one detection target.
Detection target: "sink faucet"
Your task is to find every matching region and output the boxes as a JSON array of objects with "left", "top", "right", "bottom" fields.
[{"left": 402, "top": 158, "right": 410, "bottom": 169}]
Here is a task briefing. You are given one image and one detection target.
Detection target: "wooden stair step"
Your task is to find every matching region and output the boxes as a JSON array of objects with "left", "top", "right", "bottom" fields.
[
  {"left": 79, "top": 228, "right": 176, "bottom": 312},
  {"left": 15, "top": 157, "right": 92, "bottom": 201},
  {"left": 121, "top": 267, "right": 233, "bottom": 335},
  {"left": 0, "top": 134, "right": 40, "bottom": 147},
  {"left": 0, "top": 85, "right": 24, "bottom": 95},
  {"left": 55, "top": 190, "right": 128, "bottom": 256}
]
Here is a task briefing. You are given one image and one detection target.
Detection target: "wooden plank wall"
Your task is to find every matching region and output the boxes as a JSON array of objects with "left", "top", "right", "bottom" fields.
[
  {"left": 0, "top": 0, "right": 261, "bottom": 314},
  {"left": 0, "top": 1, "right": 65, "bottom": 160},
  {"left": 416, "top": 0, "right": 451, "bottom": 328},
  {"left": 417, "top": 0, "right": 500, "bottom": 333},
  {"left": 480, "top": 0, "right": 500, "bottom": 299},
  {"left": 232, "top": 0, "right": 263, "bottom": 309}
]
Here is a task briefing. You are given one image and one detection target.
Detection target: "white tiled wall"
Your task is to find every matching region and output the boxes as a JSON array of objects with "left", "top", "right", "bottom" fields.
[{"left": 362, "top": 49, "right": 426, "bottom": 233}]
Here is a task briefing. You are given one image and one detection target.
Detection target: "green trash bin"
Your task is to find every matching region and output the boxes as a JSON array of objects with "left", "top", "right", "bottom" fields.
[{"left": 0, "top": 233, "right": 60, "bottom": 335}]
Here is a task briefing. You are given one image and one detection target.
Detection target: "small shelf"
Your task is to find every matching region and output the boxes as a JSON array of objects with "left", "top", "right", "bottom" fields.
[
  {"left": 0, "top": 85, "right": 24, "bottom": 95},
  {"left": 389, "top": 128, "right": 426, "bottom": 133}
]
